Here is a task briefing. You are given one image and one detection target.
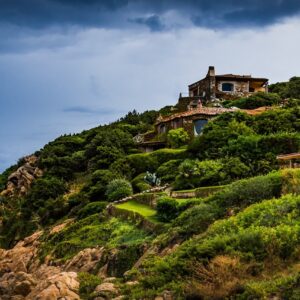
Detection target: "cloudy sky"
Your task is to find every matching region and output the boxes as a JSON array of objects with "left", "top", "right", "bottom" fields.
[{"left": 1, "top": 0, "right": 300, "bottom": 171}]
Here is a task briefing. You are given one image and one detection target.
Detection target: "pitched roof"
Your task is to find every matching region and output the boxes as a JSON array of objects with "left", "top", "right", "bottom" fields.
[
  {"left": 216, "top": 74, "right": 268, "bottom": 82},
  {"left": 189, "top": 74, "right": 268, "bottom": 87},
  {"left": 155, "top": 107, "right": 237, "bottom": 124},
  {"left": 155, "top": 106, "right": 273, "bottom": 125}
]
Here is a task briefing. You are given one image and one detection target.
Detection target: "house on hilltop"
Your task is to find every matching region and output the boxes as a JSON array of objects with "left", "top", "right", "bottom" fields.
[
  {"left": 188, "top": 66, "right": 269, "bottom": 101},
  {"left": 136, "top": 66, "right": 270, "bottom": 152}
]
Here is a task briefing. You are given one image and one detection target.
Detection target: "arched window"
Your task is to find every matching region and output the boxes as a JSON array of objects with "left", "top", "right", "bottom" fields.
[
  {"left": 194, "top": 119, "right": 208, "bottom": 136},
  {"left": 222, "top": 83, "right": 234, "bottom": 92}
]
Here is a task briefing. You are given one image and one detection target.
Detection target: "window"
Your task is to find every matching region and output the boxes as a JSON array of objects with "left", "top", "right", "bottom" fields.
[
  {"left": 159, "top": 124, "right": 166, "bottom": 134},
  {"left": 194, "top": 119, "right": 208, "bottom": 136},
  {"left": 222, "top": 83, "right": 234, "bottom": 92}
]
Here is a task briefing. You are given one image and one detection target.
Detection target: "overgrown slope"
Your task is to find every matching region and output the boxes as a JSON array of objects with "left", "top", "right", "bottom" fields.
[{"left": 0, "top": 89, "right": 300, "bottom": 299}]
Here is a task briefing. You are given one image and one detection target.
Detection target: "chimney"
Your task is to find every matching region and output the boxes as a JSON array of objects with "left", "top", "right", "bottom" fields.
[{"left": 208, "top": 66, "right": 215, "bottom": 77}]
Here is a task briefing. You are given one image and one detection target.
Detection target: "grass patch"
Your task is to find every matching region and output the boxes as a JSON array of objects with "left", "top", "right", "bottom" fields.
[
  {"left": 116, "top": 200, "right": 158, "bottom": 223},
  {"left": 174, "top": 198, "right": 202, "bottom": 204}
]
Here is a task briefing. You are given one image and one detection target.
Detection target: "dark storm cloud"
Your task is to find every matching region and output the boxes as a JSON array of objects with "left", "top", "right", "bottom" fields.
[
  {"left": 130, "top": 15, "right": 165, "bottom": 32},
  {"left": 0, "top": 0, "right": 300, "bottom": 30}
]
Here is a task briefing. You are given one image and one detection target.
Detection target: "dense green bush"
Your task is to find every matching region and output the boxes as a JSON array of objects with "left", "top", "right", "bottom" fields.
[
  {"left": 253, "top": 107, "right": 300, "bottom": 135},
  {"left": 174, "top": 159, "right": 224, "bottom": 189},
  {"left": 27, "top": 176, "right": 66, "bottom": 209},
  {"left": 172, "top": 203, "right": 218, "bottom": 236},
  {"left": 189, "top": 110, "right": 300, "bottom": 175},
  {"left": 131, "top": 173, "right": 151, "bottom": 192},
  {"left": 189, "top": 116, "right": 255, "bottom": 160},
  {"left": 174, "top": 157, "right": 250, "bottom": 189},
  {"left": 223, "top": 92, "right": 281, "bottom": 109},
  {"left": 207, "top": 172, "right": 282, "bottom": 210},
  {"left": 156, "top": 159, "right": 182, "bottom": 183},
  {"left": 167, "top": 128, "right": 190, "bottom": 148},
  {"left": 106, "top": 179, "right": 133, "bottom": 201},
  {"left": 156, "top": 197, "right": 198, "bottom": 223},
  {"left": 82, "top": 169, "right": 117, "bottom": 201},
  {"left": 269, "top": 76, "right": 300, "bottom": 99},
  {"left": 126, "top": 149, "right": 187, "bottom": 177},
  {"left": 156, "top": 197, "right": 179, "bottom": 222},
  {"left": 78, "top": 272, "right": 101, "bottom": 300},
  {"left": 77, "top": 201, "right": 107, "bottom": 219}
]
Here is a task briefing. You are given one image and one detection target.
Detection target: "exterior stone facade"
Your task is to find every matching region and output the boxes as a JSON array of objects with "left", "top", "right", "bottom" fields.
[
  {"left": 188, "top": 66, "right": 268, "bottom": 102},
  {"left": 155, "top": 107, "right": 236, "bottom": 139}
]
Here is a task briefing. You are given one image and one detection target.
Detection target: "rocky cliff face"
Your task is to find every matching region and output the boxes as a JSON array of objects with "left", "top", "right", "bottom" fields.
[
  {"left": 0, "top": 222, "right": 124, "bottom": 300},
  {"left": 0, "top": 229, "right": 80, "bottom": 299},
  {"left": 1, "top": 155, "right": 42, "bottom": 198}
]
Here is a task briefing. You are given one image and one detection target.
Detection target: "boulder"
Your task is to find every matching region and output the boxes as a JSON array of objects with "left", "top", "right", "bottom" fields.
[
  {"left": 25, "top": 271, "right": 79, "bottom": 300},
  {"left": 64, "top": 247, "right": 104, "bottom": 273},
  {"left": 94, "top": 282, "right": 119, "bottom": 298}
]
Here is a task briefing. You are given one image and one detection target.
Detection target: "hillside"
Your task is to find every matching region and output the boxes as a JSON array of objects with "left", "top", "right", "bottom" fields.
[{"left": 0, "top": 79, "right": 300, "bottom": 299}]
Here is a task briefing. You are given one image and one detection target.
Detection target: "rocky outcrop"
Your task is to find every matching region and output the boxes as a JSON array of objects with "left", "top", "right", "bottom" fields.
[
  {"left": 1, "top": 155, "right": 42, "bottom": 198},
  {"left": 0, "top": 222, "right": 140, "bottom": 299},
  {"left": 0, "top": 230, "right": 81, "bottom": 299},
  {"left": 26, "top": 271, "right": 80, "bottom": 300},
  {"left": 94, "top": 282, "right": 119, "bottom": 299},
  {"left": 64, "top": 247, "right": 105, "bottom": 273}
]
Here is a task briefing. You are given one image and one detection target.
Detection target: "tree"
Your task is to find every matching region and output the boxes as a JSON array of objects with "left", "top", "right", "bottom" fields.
[
  {"left": 167, "top": 128, "right": 190, "bottom": 148},
  {"left": 106, "top": 179, "right": 133, "bottom": 201}
]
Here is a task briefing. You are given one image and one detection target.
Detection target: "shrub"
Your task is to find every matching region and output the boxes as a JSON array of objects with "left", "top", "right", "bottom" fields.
[
  {"left": 221, "top": 157, "right": 250, "bottom": 182},
  {"left": 77, "top": 202, "right": 107, "bottom": 219},
  {"left": 253, "top": 107, "right": 300, "bottom": 135},
  {"left": 167, "top": 128, "right": 190, "bottom": 148},
  {"left": 223, "top": 92, "right": 281, "bottom": 109},
  {"left": 173, "top": 203, "right": 219, "bottom": 236},
  {"left": 207, "top": 172, "right": 282, "bottom": 210},
  {"left": 131, "top": 173, "right": 151, "bottom": 193},
  {"left": 156, "top": 197, "right": 179, "bottom": 222},
  {"left": 82, "top": 169, "right": 117, "bottom": 201},
  {"left": 27, "top": 176, "right": 66, "bottom": 209},
  {"left": 269, "top": 76, "right": 300, "bottom": 99},
  {"left": 281, "top": 168, "right": 300, "bottom": 195},
  {"left": 106, "top": 179, "right": 133, "bottom": 201},
  {"left": 78, "top": 272, "right": 101, "bottom": 300},
  {"left": 174, "top": 159, "right": 224, "bottom": 189},
  {"left": 126, "top": 153, "right": 159, "bottom": 176},
  {"left": 156, "top": 159, "right": 182, "bottom": 183},
  {"left": 126, "top": 149, "right": 187, "bottom": 177},
  {"left": 156, "top": 196, "right": 197, "bottom": 222}
]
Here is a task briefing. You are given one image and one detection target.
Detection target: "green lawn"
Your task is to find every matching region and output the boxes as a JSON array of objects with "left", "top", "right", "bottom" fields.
[
  {"left": 174, "top": 198, "right": 202, "bottom": 204},
  {"left": 116, "top": 200, "right": 158, "bottom": 223}
]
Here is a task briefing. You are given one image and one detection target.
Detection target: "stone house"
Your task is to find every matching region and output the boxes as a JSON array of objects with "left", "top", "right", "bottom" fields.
[
  {"left": 155, "top": 107, "right": 236, "bottom": 138},
  {"left": 137, "top": 106, "right": 271, "bottom": 152},
  {"left": 188, "top": 66, "right": 269, "bottom": 102}
]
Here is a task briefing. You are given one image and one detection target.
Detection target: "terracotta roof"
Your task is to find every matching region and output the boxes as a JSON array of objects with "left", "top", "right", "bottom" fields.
[
  {"left": 156, "top": 106, "right": 275, "bottom": 125},
  {"left": 156, "top": 107, "right": 237, "bottom": 124},
  {"left": 277, "top": 153, "right": 300, "bottom": 160}
]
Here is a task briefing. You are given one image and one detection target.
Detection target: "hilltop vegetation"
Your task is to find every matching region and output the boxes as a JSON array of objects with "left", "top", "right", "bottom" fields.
[{"left": 0, "top": 81, "right": 300, "bottom": 299}]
